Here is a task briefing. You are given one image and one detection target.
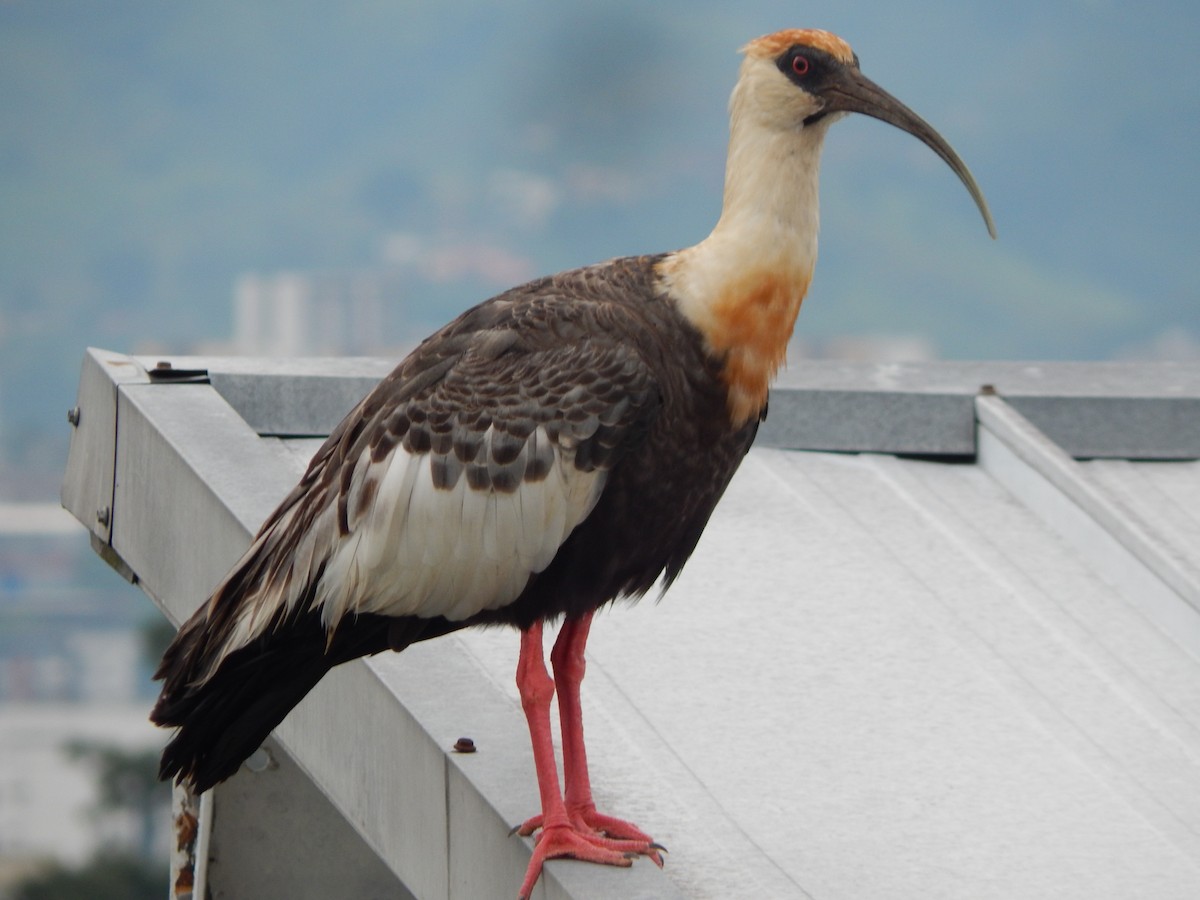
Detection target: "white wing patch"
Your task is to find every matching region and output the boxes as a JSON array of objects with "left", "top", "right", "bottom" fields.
[
  {"left": 219, "top": 425, "right": 606, "bottom": 657},
  {"left": 322, "top": 425, "right": 603, "bottom": 623}
]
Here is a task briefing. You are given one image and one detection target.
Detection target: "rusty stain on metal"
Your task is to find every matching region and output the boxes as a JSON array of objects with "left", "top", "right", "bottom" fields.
[
  {"left": 171, "top": 785, "right": 202, "bottom": 899},
  {"left": 175, "top": 808, "right": 198, "bottom": 852},
  {"left": 173, "top": 864, "right": 195, "bottom": 896}
]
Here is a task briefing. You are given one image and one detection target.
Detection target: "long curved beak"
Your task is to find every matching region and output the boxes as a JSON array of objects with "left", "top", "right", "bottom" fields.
[{"left": 822, "top": 69, "right": 997, "bottom": 239}]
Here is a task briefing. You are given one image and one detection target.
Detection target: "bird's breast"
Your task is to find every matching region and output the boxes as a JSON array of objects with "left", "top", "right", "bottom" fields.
[{"left": 706, "top": 270, "right": 808, "bottom": 425}]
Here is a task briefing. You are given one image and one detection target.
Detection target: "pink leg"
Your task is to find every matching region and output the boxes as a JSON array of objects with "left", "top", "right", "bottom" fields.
[
  {"left": 515, "top": 614, "right": 663, "bottom": 867},
  {"left": 552, "top": 613, "right": 662, "bottom": 863},
  {"left": 515, "top": 621, "right": 632, "bottom": 900}
]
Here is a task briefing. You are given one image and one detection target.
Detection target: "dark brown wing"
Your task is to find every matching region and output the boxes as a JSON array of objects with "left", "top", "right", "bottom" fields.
[{"left": 155, "top": 258, "right": 665, "bottom": 696}]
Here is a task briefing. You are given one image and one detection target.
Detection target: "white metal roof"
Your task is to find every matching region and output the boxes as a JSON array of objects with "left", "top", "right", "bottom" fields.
[{"left": 62, "top": 349, "right": 1200, "bottom": 899}]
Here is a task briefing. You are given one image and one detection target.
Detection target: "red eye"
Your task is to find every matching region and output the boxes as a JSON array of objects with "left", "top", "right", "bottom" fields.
[{"left": 791, "top": 54, "right": 810, "bottom": 76}]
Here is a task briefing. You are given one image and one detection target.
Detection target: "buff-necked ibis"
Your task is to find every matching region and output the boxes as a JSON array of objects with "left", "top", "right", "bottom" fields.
[{"left": 152, "top": 28, "right": 994, "bottom": 898}]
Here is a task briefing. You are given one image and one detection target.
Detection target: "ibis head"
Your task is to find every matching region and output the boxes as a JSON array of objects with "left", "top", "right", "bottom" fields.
[
  {"left": 740, "top": 29, "right": 996, "bottom": 238},
  {"left": 663, "top": 29, "right": 994, "bottom": 426}
]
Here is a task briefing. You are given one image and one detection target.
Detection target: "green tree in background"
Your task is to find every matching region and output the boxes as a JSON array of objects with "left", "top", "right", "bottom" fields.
[{"left": 9, "top": 854, "right": 164, "bottom": 900}]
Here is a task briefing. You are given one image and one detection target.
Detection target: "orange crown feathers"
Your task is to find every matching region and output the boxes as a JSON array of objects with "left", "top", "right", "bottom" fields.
[{"left": 741, "top": 29, "right": 856, "bottom": 65}]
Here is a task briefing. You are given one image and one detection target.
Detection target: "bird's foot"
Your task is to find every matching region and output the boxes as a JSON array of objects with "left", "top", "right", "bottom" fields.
[
  {"left": 577, "top": 809, "right": 662, "bottom": 854},
  {"left": 514, "top": 807, "right": 665, "bottom": 866},
  {"left": 516, "top": 822, "right": 636, "bottom": 899}
]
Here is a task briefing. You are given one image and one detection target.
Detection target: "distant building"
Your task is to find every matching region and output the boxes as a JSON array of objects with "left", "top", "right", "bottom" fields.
[
  {"left": 227, "top": 230, "right": 541, "bottom": 359},
  {"left": 0, "top": 506, "right": 151, "bottom": 704},
  {"left": 232, "top": 269, "right": 397, "bottom": 357},
  {"left": 0, "top": 507, "right": 165, "bottom": 876}
]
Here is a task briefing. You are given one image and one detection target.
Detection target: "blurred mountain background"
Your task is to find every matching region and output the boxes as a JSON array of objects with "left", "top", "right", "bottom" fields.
[
  {"left": 3, "top": 0, "right": 1198, "bottom": 491},
  {"left": 0, "top": 0, "right": 1197, "bottom": 886}
]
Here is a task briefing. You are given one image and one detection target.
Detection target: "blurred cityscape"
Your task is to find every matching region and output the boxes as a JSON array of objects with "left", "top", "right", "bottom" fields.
[{"left": 0, "top": 505, "right": 166, "bottom": 892}]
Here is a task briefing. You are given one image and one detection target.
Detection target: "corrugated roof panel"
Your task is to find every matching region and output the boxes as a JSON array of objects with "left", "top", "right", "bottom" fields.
[
  {"left": 1082, "top": 459, "right": 1200, "bottom": 584},
  {"left": 543, "top": 449, "right": 1200, "bottom": 898},
  {"left": 901, "top": 455, "right": 1200, "bottom": 737},
  {"left": 61, "top": 352, "right": 1200, "bottom": 899}
]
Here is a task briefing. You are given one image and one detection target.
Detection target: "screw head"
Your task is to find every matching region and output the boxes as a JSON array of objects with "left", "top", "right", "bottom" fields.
[
  {"left": 453, "top": 737, "right": 477, "bottom": 753},
  {"left": 96, "top": 507, "right": 110, "bottom": 527},
  {"left": 244, "top": 747, "right": 275, "bottom": 773},
  {"left": 67, "top": 406, "right": 81, "bottom": 427}
]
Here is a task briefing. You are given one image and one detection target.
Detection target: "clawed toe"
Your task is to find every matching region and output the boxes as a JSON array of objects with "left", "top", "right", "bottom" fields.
[
  {"left": 513, "top": 808, "right": 665, "bottom": 883},
  {"left": 517, "top": 824, "right": 634, "bottom": 899}
]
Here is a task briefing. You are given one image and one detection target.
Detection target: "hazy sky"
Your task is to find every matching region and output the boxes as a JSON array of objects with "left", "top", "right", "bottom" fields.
[{"left": 1, "top": 0, "right": 1198, "bottom": 474}]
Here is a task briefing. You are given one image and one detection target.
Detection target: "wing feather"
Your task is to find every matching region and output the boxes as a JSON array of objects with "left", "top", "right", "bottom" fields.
[{"left": 197, "top": 297, "right": 661, "bottom": 670}]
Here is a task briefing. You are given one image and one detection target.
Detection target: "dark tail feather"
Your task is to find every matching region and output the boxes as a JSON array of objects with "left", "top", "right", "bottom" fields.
[{"left": 151, "top": 611, "right": 396, "bottom": 793}]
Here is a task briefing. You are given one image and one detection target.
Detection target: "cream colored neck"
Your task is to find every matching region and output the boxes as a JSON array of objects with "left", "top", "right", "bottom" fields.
[{"left": 660, "top": 92, "right": 831, "bottom": 425}]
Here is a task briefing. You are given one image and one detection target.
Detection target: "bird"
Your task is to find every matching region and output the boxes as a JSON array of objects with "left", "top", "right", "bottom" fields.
[{"left": 152, "top": 28, "right": 994, "bottom": 899}]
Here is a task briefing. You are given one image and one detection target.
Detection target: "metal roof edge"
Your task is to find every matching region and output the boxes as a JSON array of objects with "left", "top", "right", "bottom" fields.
[
  {"left": 130, "top": 354, "right": 1200, "bottom": 458},
  {"left": 977, "top": 393, "right": 1200, "bottom": 660}
]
